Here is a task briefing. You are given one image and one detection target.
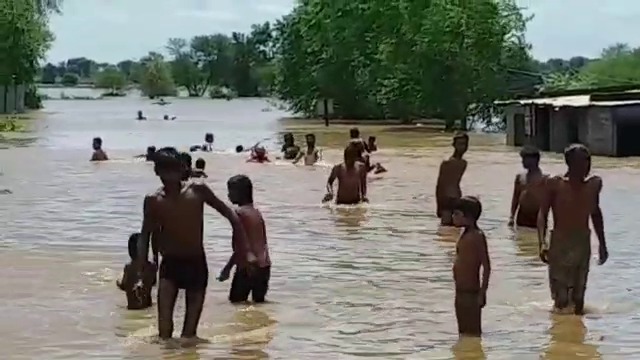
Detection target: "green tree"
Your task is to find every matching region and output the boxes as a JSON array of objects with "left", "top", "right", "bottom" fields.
[
  {"left": 273, "top": 0, "right": 531, "bottom": 128},
  {"left": 41, "top": 63, "right": 57, "bottom": 83},
  {"left": 61, "top": 72, "right": 79, "bottom": 86},
  {"left": 139, "top": 53, "right": 177, "bottom": 98},
  {"left": 166, "top": 38, "right": 209, "bottom": 97},
  {"left": 94, "top": 66, "right": 126, "bottom": 93}
]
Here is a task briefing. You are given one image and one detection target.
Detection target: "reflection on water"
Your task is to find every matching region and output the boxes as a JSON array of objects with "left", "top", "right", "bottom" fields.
[
  {"left": 451, "top": 337, "right": 486, "bottom": 360},
  {"left": 0, "top": 97, "right": 637, "bottom": 359}
]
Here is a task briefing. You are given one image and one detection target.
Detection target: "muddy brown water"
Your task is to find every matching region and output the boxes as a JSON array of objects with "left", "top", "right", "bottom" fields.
[{"left": 0, "top": 96, "right": 638, "bottom": 359}]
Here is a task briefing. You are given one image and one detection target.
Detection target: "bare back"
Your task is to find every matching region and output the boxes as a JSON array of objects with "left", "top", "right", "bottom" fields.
[
  {"left": 437, "top": 157, "right": 467, "bottom": 199},
  {"left": 147, "top": 183, "right": 206, "bottom": 257},
  {"left": 547, "top": 175, "right": 602, "bottom": 233},
  {"left": 236, "top": 206, "right": 270, "bottom": 268},
  {"left": 516, "top": 172, "right": 547, "bottom": 213},
  {"left": 334, "top": 163, "right": 366, "bottom": 204}
]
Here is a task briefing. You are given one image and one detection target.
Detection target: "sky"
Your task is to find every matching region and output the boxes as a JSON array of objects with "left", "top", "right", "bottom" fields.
[{"left": 47, "top": 0, "right": 640, "bottom": 64}]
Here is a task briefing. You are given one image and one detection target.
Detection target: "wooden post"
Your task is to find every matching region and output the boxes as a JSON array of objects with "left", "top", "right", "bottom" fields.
[
  {"left": 323, "top": 99, "right": 329, "bottom": 127},
  {"left": 317, "top": 98, "right": 334, "bottom": 127}
]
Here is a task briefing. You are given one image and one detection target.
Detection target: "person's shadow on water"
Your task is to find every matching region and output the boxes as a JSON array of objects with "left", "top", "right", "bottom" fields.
[
  {"left": 329, "top": 205, "right": 368, "bottom": 231},
  {"left": 451, "top": 336, "right": 486, "bottom": 360},
  {"left": 543, "top": 314, "right": 601, "bottom": 360}
]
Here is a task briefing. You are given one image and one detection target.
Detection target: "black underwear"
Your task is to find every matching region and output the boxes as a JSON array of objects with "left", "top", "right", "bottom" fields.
[
  {"left": 159, "top": 254, "right": 209, "bottom": 290},
  {"left": 229, "top": 266, "right": 271, "bottom": 303}
]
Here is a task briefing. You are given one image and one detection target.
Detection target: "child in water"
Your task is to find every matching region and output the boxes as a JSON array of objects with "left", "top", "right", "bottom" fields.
[
  {"left": 247, "top": 146, "right": 270, "bottom": 163},
  {"left": 191, "top": 158, "right": 208, "bottom": 178},
  {"left": 452, "top": 196, "right": 491, "bottom": 337},
  {"left": 117, "top": 233, "right": 157, "bottom": 310},
  {"left": 90, "top": 137, "right": 109, "bottom": 161},
  {"left": 218, "top": 175, "right": 271, "bottom": 303}
]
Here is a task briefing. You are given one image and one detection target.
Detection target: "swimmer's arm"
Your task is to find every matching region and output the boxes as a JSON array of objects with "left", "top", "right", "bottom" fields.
[
  {"left": 478, "top": 233, "right": 491, "bottom": 293},
  {"left": 509, "top": 175, "right": 522, "bottom": 220},
  {"left": 138, "top": 195, "right": 156, "bottom": 265},
  {"left": 590, "top": 177, "right": 606, "bottom": 247},
  {"left": 536, "top": 177, "right": 555, "bottom": 249},
  {"left": 326, "top": 165, "right": 339, "bottom": 194}
]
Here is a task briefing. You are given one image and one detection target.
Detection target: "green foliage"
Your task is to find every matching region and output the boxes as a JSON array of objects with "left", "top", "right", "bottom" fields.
[
  {"left": 138, "top": 53, "right": 177, "bottom": 98},
  {"left": 273, "top": 0, "right": 531, "bottom": 127},
  {"left": 60, "top": 72, "right": 79, "bottom": 86},
  {"left": 94, "top": 66, "right": 126, "bottom": 93}
]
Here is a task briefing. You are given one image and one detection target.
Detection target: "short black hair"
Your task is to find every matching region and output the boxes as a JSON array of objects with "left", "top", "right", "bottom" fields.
[
  {"left": 236, "top": 145, "right": 244, "bottom": 153},
  {"left": 284, "top": 132, "right": 293, "bottom": 139},
  {"left": 179, "top": 152, "right": 192, "bottom": 167},
  {"left": 564, "top": 143, "right": 590, "bottom": 164},
  {"left": 349, "top": 127, "right": 360, "bottom": 138},
  {"left": 227, "top": 174, "right": 253, "bottom": 204},
  {"left": 93, "top": 137, "right": 102, "bottom": 144},
  {"left": 520, "top": 145, "right": 540, "bottom": 159},
  {"left": 128, "top": 233, "right": 140, "bottom": 259},
  {"left": 368, "top": 136, "right": 376, "bottom": 141},
  {"left": 205, "top": 132, "right": 214, "bottom": 140},
  {"left": 153, "top": 147, "right": 182, "bottom": 171},
  {"left": 453, "top": 196, "right": 482, "bottom": 221},
  {"left": 147, "top": 146, "right": 156, "bottom": 153},
  {"left": 453, "top": 132, "right": 469, "bottom": 143},
  {"left": 305, "top": 133, "right": 315, "bottom": 139},
  {"left": 195, "top": 158, "right": 205, "bottom": 169}
]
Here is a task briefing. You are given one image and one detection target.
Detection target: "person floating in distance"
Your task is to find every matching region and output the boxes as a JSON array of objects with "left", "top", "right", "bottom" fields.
[{"left": 90, "top": 137, "right": 109, "bottom": 162}]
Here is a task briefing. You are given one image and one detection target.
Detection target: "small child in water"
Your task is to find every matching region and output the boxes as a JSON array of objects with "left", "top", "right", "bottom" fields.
[
  {"left": 218, "top": 175, "right": 271, "bottom": 303},
  {"left": 452, "top": 196, "right": 491, "bottom": 337},
  {"left": 117, "top": 233, "right": 157, "bottom": 310},
  {"left": 191, "top": 158, "right": 208, "bottom": 178},
  {"left": 90, "top": 137, "right": 108, "bottom": 162},
  {"left": 247, "top": 146, "right": 270, "bottom": 163}
]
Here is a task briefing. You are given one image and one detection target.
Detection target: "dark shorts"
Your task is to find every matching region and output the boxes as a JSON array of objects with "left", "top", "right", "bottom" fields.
[
  {"left": 229, "top": 266, "right": 271, "bottom": 303},
  {"left": 455, "top": 290, "right": 482, "bottom": 336},
  {"left": 336, "top": 199, "right": 362, "bottom": 205},
  {"left": 159, "top": 254, "right": 209, "bottom": 291},
  {"left": 516, "top": 209, "right": 538, "bottom": 228}
]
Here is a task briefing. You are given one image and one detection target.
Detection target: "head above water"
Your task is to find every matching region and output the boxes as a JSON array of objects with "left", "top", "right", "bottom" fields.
[
  {"left": 205, "top": 133, "right": 214, "bottom": 144},
  {"left": 452, "top": 196, "right": 482, "bottom": 227},
  {"left": 147, "top": 146, "right": 156, "bottom": 154},
  {"left": 344, "top": 143, "right": 360, "bottom": 165},
  {"left": 235, "top": 145, "right": 244, "bottom": 153},
  {"left": 519, "top": 145, "right": 540, "bottom": 170},
  {"left": 163, "top": 115, "right": 169, "bottom": 120},
  {"left": 128, "top": 233, "right": 140, "bottom": 260},
  {"left": 564, "top": 143, "right": 591, "bottom": 179},
  {"left": 349, "top": 127, "right": 360, "bottom": 139},
  {"left": 305, "top": 133, "right": 316, "bottom": 146},
  {"left": 254, "top": 146, "right": 266, "bottom": 158},
  {"left": 227, "top": 174, "right": 253, "bottom": 205},
  {"left": 153, "top": 147, "right": 183, "bottom": 183},
  {"left": 283, "top": 132, "right": 294, "bottom": 145},
  {"left": 368, "top": 136, "right": 376, "bottom": 144},
  {"left": 195, "top": 158, "right": 205, "bottom": 170},
  {"left": 92, "top": 137, "right": 102, "bottom": 150},
  {"left": 452, "top": 132, "right": 469, "bottom": 156}
]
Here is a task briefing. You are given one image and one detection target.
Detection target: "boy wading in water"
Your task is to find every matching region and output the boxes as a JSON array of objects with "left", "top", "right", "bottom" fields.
[
  {"left": 323, "top": 144, "right": 368, "bottom": 205},
  {"left": 452, "top": 196, "right": 491, "bottom": 337},
  {"left": 537, "top": 144, "right": 608, "bottom": 315},
  {"left": 117, "top": 233, "right": 157, "bottom": 310},
  {"left": 436, "top": 132, "right": 468, "bottom": 226},
  {"left": 509, "top": 146, "right": 547, "bottom": 228},
  {"left": 138, "top": 148, "right": 253, "bottom": 340},
  {"left": 90, "top": 137, "right": 109, "bottom": 161},
  {"left": 293, "top": 133, "right": 321, "bottom": 165},
  {"left": 218, "top": 175, "right": 271, "bottom": 303}
]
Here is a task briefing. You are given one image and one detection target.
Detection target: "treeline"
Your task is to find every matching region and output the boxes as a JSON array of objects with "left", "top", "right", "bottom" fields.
[{"left": 38, "top": 22, "right": 276, "bottom": 98}]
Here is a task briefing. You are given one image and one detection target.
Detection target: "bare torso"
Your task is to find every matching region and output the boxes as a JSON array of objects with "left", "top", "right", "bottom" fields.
[
  {"left": 437, "top": 158, "right": 467, "bottom": 200},
  {"left": 335, "top": 163, "right": 365, "bottom": 204},
  {"left": 517, "top": 171, "right": 547, "bottom": 214},
  {"left": 91, "top": 150, "right": 108, "bottom": 161},
  {"left": 236, "top": 206, "right": 270, "bottom": 268},
  {"left": 147, "top": 183, "right": 206, "bottom": 257},
  {"left": 548, "top": 175, "right": 602, "bottom": 234},
  {"left": 453, "top": 229, "right": 485, "bottom": 292}
]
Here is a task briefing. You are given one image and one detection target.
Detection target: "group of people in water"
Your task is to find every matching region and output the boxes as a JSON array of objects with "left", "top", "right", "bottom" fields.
[{"left": 95, "top": 125, "right": 609, "bottom": 342}]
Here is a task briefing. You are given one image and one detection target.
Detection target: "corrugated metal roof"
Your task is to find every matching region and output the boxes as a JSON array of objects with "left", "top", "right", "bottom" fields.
[{"left": 496, "top": 95, "right": 640, "bottom": 107}]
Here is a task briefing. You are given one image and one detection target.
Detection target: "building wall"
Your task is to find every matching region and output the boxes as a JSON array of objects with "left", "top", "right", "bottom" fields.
[
  {"left": 549, "top": 109, "right": 568, "bottom": 152},
  {"left": 585, "top": 107, "right": 615, "bottom": 156},
  {"left": 505, "top": 105, "right": 525, "bottom": 146},
  {"left": 0, "top": 85, "right": 26, "bottom": 114}
]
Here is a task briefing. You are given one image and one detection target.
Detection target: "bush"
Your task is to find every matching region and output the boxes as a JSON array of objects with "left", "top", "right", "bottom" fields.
[{"left": 60, "top": 73, "right": 79, "bottom": 87}]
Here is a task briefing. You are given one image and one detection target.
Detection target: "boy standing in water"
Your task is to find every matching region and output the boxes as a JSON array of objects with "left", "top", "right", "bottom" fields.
[
  {"left": 537, "top": 144, "right": 608, "bottom": 315},
  {"left": 509, "top": 146, "right": 547, "bottom": 228},
  {"left": 90, "top": 137, "right": 109, "bottom": 161},
  {"left": 117, "top": 233, "right": 157, "bottom": 310},
  {"left": 435, "top": 132, "right": 468, "bottom": 226},
  {"left": 191, "top": 158, "right": 208, "bottom": 178},
  {"left": 203, "top": 133, "right": 214, "bottom": 151},
  {"left": 293, "top": 133, "right": 321, "bottom": 165},
  {"left": 218, "top": 175, "right": 271, "bottom": 303},
  {"left": 452, "top": 196, "right": 491, "bottom": 337},
  {"left": 281, "top": 132, "right": 300, "bottom": 160},
  {"left": 137, "top": 148, "right": 253, "bottom": 340},
  {"left": 323, "top": 144, "right": 368, "bottom": 204}
]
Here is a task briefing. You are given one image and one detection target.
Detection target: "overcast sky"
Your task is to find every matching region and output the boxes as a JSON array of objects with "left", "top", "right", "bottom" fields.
[{"left": 47, "top": 0, "right": 639, "bottom": 63}]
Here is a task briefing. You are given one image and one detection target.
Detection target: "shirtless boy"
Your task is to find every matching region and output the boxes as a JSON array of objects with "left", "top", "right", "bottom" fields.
[
  {"left": 452, "top": 196, "right": 491, "bottom": 337},
  {"left": 509, "top": 146, "right": 547, "bottom": 228},
  {"left": 436, "top": 132, "right": 468, "bottom": 226},
  {"left": 293, "top": 133, "right": 321, "bottom": 165},
  {"left": 90, "top": 137, "right": 109, "bottom": 161},
  {"left": 137, "top": 148, "right": 253, "bottom": 340},
  {"left": 247, "top": 147, "right": 270, "bottom": 163},
  {"left": 191, "top": 158, "right": 208, "bottom": 178},
  {"left": 117, "top": 233, "right": 157, "bottom": 310},
  {"left": 218, "top": 175, "right": 271, "bottom": 303},
  {"left": 323, "top": 144, "right": 368, "bottom": 204},
  {"left": 537, "top": 144, "right": 608, "bottom": 315},
  {"left": 281, "top": 133, "right": 300, "bottom": 160}
]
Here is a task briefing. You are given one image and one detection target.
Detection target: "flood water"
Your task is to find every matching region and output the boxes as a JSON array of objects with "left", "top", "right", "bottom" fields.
[{"left": 1, "top": 96, "right": 640, "bottom": 359}]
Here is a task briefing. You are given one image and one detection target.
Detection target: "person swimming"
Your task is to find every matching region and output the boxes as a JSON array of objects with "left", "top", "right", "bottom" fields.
[
  {"left": 90, "top": 137, "right": 109, "bottom": 162},
  {"left": 247, "top": 146, "right": 270, "bottom": 163},
  {"left": 236, "top": 145, "right": 244, "bottom": 153},
  {"left": 163, "top": 115, "right": 176, "bottom": 121},
  {"left": 135, "top": 146, "right": 156, "bottom": 161},
  {"left": 191, "top": 158, "right": 208, "bottom": 178},
  {"left": 190, "top": 133, "right": 214, "bottom": 152},
  {"left": 137, "top": 111, "right": 147, "bottom": 120},
  {"left": 281, "top": 133, "right": 300, "bottom": 160}
]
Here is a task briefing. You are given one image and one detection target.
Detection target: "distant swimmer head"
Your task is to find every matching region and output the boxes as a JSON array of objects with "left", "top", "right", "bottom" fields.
[
  {"left": 163, "top": 115, "right": 169, "bottom": 120},
  {"left": 128, "top": 233, "right": 140, "bottom": 260},
  {"left": 452, "top": 195, "right": 482, "bottom": 227},
  {"left": 283, "top": 132, "right": 294, "bottom": 144},
  {"left": 305, "top": 133, "right": 316, "bottom": 146},
  {"left": 227, "top": 174, "right": 253, "bottom": 205},
  {"left": 564, "top": 143, "right": 591, "bottom": 178},
  {"left": 235, "top": 145, "right": 244, "bottom": 153},
  {"left": 146, "top": 146, "right": 157, "bottom": 160},
  {"left": 195, "top": 158, "right": 206, "bottom": 170},
  {"left": 254, "top": 146, "right": 266, "bottom": 158},
  {"left": 349, "top": 127, "right": 360, "bottom": 139},
  {"left": 520, "top": 145, "right": 540, "bottom": 169},
  {"left": 153, "top": 147, "right": 183, "bottom": 182},
  {"left": 452, "top": 132, "right": 469, "bottom": 155},
  {"left": 92, "top": 137, "right": 103, "bottom": 150},
  {"left": 137, "top": 110, "right": 144, "bottom": 118},
  {"left": 205, "top": 133, "right": 214, "bottom": 144}
]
